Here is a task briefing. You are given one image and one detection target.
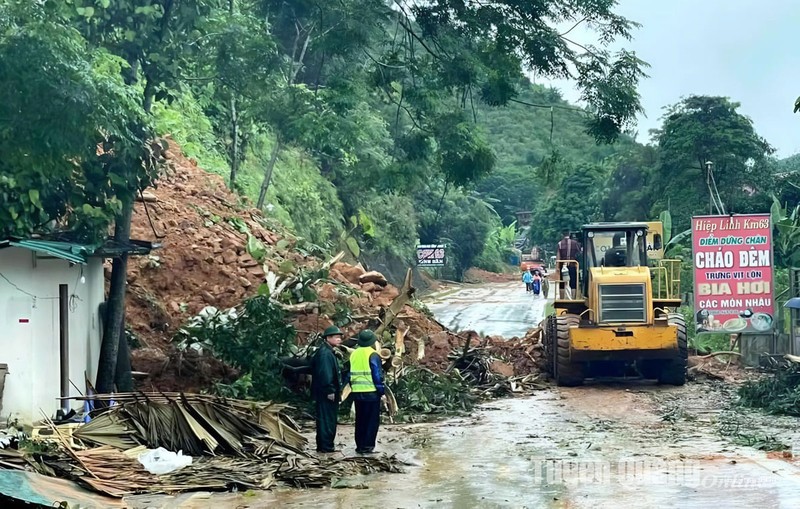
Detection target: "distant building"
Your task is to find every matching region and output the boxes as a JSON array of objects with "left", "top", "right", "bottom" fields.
[{"left": 515, "top": 210, "right": 533, "bottom": 227}]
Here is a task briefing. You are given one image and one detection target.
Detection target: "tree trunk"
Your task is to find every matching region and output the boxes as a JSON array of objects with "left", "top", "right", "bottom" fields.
[
  {"left": 143, "top": 77, "right": 156, "bottom": 114},
  {"left": 257, "top": 138, "right": 282, "bottom": 209},
  {"left": 96, "top": 195, "right": 133, "bottom": 394},
  {"left": 114, "top": 311, "right": 134, "bottom": 392},
  {"left": 229, "top": 95, "right": 240, "bottom": 186}
]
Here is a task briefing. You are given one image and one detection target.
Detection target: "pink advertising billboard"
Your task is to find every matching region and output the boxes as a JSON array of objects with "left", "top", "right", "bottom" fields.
[{"left": 692, "top": 214, "right": 773, "bottom": 334}]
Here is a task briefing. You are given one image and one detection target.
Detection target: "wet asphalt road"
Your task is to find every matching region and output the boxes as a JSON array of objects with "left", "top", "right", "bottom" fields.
[{"left": 425, "top": 281, "right": 550, "bottom": 337}]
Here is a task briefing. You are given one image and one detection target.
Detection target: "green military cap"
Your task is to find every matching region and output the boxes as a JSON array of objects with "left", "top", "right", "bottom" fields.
[
  {"left": 357, "top": 329, "right": 377, "bottom": 347},
  {"left": 322, "top": 325, "right": 343, "bottom": 337}
]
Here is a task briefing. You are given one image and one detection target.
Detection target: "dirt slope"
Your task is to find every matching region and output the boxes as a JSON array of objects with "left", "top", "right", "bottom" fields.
[{"left": 121, "top": 140, "right": 539, "bottom": 392}]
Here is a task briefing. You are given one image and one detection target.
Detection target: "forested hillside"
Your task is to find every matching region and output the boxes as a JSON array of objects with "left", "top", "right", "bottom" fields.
[
  {"left": 2, "top": 0, "right": 799, "bottom": 296},
  {"left": 474, "top": 81, "right": 639, "bottom": 225}
]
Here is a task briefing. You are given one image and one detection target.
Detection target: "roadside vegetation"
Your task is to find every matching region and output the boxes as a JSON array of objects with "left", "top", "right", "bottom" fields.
[{"left": 2, "top": 0, "right": 800, "bottom": 395}]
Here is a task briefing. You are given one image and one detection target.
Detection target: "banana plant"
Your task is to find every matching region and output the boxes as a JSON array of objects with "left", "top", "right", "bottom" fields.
[
  {"left": 659, "top": 210, "right": 691, "bottom": 258},
  {"left": 771, "top": 196, "right": 800, "bottom": 267}
]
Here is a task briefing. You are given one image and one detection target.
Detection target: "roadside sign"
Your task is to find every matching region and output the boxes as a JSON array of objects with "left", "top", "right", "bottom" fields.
[
  {"left": 692, "top": 214, "right": 774, "bottom": 334},
  {"left": 416, "top": 244, "right": 446, "bottom": 267}
]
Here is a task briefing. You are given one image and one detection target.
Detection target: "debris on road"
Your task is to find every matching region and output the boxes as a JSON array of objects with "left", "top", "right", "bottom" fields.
[
  {"left": 739, "top": 355, "right": 800, "bottom": 416},
  {"left": 0, "top": 393, "right": 408, "bottom": 498}
]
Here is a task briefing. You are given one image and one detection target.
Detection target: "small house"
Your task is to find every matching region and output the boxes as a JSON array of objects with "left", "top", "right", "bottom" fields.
[{"left": 0, "top": 238, "right": 154, "bottom": 423}]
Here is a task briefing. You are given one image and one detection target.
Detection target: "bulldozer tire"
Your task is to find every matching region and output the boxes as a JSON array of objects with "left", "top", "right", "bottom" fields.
[
  {"left": 542, "top": 315, "right": 556, "bottom": 375},
  {"left": 658, "top": 313, "right": 688, "bottom": 386},
  {"left": 554, "top": 314, "right": 584, "bottom": 386}
]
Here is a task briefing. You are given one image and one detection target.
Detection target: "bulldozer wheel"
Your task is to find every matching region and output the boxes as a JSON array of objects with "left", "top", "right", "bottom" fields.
[
  {"left": 658, "top": 313, "right": 688, "bottom": 386},
  {"left": 542, "top": 315, "right": 556, "bottom": 375},
  {"left": 554, "top": 314, "right": 584, "bottom": 386}
]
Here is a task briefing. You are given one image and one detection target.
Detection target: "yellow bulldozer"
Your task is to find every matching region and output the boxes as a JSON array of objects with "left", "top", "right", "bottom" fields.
[{"left": 543, "top": 221, "right": 685, "bottom": 386}]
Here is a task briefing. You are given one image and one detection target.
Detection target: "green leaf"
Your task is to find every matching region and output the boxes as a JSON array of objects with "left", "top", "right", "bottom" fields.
[
  {"left": 276, "top": 239, "right": 289, "bottom": 251},
  {"left": 658, "top": 210, "right": 672, "bottom": 244},
  {"left": 246, "top": 234, "right": 266, "bottom": 261},
  {"left": 358, "top": 210, "right": 375, "bottom": 238},
  {"left": 108, "top": 172, "right": 127, "bottom": 186},
  {"left": 345, "top": 236, "right": 360, "bottom": 257},
  {"left": 278, "top": 260, "right": 295, "bottom": 274},
  {"left": 257, "top": 283, "right": 270, "bottom": 296},
  {"left": 99, "top": 0, "right": 111, "bottom": 8},
  {"left": 28, "top": 189, "right": 42, "bottom": 209}
]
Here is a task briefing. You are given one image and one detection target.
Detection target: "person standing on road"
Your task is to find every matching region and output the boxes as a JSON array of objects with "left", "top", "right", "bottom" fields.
[
  {"left": 522, "top": 269, "right": 533, "bottom": 293},
  {"left": 532, "top": 269, "right": 542, "bottom": 297},
  {"left": 311, "top": 325, "right": 344, "bottom": 453},
  {"left": 344, "top": 330, "right": 385, "bottom": 454},
  {"left": 557, "top": 230, "right": 581, "bottom": 299}
]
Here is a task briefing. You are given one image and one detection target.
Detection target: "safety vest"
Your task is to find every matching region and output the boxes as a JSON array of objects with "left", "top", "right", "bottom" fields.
[{"left": 350, "top": 347, "right": 377, "bottom": 393}]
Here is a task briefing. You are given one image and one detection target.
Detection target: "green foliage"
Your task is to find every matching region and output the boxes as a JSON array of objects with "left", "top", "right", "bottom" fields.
[
  {"left": 153, "top": 92, "right": 228, "bottom": 174},
  {"left": 651, "top": 96, "right": 773, "bottom": 230},
  {"left": 439, "top": 196, "right": 499, "bottom": 280},
  {"left": 0, "top": 3, "right": 154, "bottom": 240},
  {"left": 528, "top": 162, "right": 610, "bottom": 247},
  {"left": 475, "top": 82, "right": 641, "bottom": 225},
  {"left": 392, "top": 366, "right": 475, "bottom": 416},
  {"left": 154, "top": 96, "right": 346, "bottom": 246},
  {"left": 175, "top": 296, "right": 296, "bottom": 401},
  {"left": 213, "top": 373, "right": 254, "bottom": 399},
  {"left": 771, "top": 197, "right": 800, "bottom": 268},
  {"left": 475, "top": 222, "right": 518, "bottom": 273},
  {"left": 739, "top": 362, "right": 800, "bottom": 416},
  {"left": 357, "top": 195, "right": 419, "bottom": 261}
]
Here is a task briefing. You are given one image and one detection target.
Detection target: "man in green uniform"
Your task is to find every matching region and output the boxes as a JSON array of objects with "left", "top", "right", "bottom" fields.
[
  {"left": 344, "top": 329, "right": 385, "bottom": 454},
  {"left": 311, "top": 325, "right": 343, "bottom": 453}
]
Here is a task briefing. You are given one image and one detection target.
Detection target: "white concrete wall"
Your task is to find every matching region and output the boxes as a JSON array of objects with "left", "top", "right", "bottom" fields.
[{"left": 0, "top": 248, "right": 103, "bottom": 423}]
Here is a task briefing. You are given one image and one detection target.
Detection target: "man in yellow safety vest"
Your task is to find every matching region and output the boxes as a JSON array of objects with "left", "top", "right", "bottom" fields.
[{"left": 344, "top": 329, "right": 385, "bottom": 454}]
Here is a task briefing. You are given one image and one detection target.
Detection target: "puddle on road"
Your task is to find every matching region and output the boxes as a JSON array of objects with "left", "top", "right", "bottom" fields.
[{"left": 139, "top": 391, "right": 800, "bottom": 508}]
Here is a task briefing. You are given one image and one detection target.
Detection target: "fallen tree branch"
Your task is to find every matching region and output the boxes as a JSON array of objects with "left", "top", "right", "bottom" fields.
[
  {"left": 696, "top": 351, "right": 742, "bottom": 359},
  {"left": 444, "top": 333, "right": 472, "bottom": 375},
  {"left": 276, "top": 302, "right": 319, "bottom": 313},
  {"left": 375, "top": 268, "right": 414, "bottom": 336}
]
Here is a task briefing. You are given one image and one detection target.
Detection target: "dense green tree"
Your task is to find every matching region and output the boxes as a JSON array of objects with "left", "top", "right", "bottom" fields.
[
  {"left": 528, "top": 162, "right": 610, "bottom": 247},
  {"left": 0, "top": 2, "right": 153, "bottom": 240},
  {"left": 600, "top": 145, "right": 658, "bottom": 222},
  {"left": 193, "top": 2, "right": 279, "bottom": 187},
  {"left": 64, "top": 0, "right": 213, "bottom": 393},
  {"left": 650, "top": 96, "right": 774, "bottom": 231}
]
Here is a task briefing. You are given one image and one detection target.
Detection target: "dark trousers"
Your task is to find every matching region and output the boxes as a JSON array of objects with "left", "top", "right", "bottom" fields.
[
  {"left": 354, "top": 398, "right": 381, "bottom": 452},
  {"left": 315, "top": 398, "right": 338, "bottom": 452}
]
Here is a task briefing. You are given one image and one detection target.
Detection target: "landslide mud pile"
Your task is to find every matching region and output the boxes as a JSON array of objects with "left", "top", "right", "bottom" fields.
[{"left": 124, "top": 140, "right": 545, "bottom": 394}]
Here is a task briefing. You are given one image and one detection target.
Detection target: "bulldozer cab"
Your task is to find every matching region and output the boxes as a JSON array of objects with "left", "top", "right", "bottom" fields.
[{"left": 579, "top": 223, "right": 649, "bottom": 297}]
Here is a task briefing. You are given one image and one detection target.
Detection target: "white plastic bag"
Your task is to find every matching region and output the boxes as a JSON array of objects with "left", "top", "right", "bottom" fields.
[{"left": 137, "top": 447, "right": 193, "bottom": 475}]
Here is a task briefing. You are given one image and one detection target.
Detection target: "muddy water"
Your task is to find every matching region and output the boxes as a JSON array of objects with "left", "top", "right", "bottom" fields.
[
  {"left": 426, "top": 282, "right": 550, "bottom": 337},
  {"left": 132, "top": 386, "right": 800, "bottom": 508}
]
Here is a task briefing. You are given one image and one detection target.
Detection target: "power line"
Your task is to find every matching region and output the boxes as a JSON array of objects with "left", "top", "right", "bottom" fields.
[
  {"left": 0, "top": 271, "right": 58, "bottom": 308},
  {"left": 509, "top": 97, "right": 589, "bottom": 114}
]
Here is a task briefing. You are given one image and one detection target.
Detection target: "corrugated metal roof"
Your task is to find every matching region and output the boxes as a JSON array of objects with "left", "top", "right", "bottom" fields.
[
  {"left": 8, "top": 239, "right": 91, "bottom": 264},
  {"left": 1, "top": 237, "right": 157, "bottom": 262}
]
